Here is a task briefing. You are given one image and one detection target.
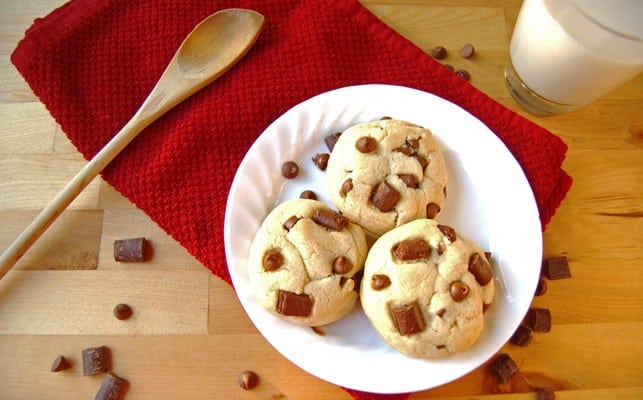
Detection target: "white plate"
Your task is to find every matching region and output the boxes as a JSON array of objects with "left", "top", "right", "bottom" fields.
[{"left": 224, "top": 84, "right": 541, "bottom": 394}]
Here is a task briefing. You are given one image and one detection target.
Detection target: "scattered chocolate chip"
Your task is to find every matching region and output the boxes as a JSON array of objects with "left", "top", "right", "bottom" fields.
[
  {"left": 340, "top": 178, "right": 353, "bottom": 196},
  {"left": 542, "top": 256, "right": 571, "bottom": 280},
  {"left": 356, "top": 136, "right": 377, "bottom": 153},
  {"left": 281, "top": 161, "right": 300, "bottom": 179},
  {"left": 82, "top": 346, "right": 111, "bottom": 376},
  {"left": 50, "top": 355, "right": 71, "bottom": 372},
  {"left": 333, "top": 256, "right": 353, "bottom": 274},
  {"left": 113, "top": 303, "right": 133, "bottom": 320},
  {"left": 311, "top": 326, "right": 326, "bottom": 336},
  {"left": 460, "top": 43, "right": 475, "bottom": 58},
  {"left": 413, "top": 154, "right": 428, "bottom": 171},
  {"left": 283, "top": 215, "right": 300, "bottom": 231},
  {"left": 489, "top": 353, "right": 519, "bottom": 384},
  {"left": 426, "top": 202, "right": 441, "bottom": 219},
  {"left": 114, "top": 237, "right": 148, "bottom": 262},
  {"left": 391, "top": 301, "right": 425, "bottom": 336},
  {"left": 468, "top": 252, "right": 493, "bottom": 285},
  {"left": 299, "top": 190, "right": 317, "bottom": 200},
  {"left": 436, "top": 308, "right": 446, "bottom": 317},
  {"left": 450, "top": 281, "right": 470, "bottom": 302},
  {"left": 437, "top": 224, "right": 457, "bottom": 242},
  {"left": 95, "top": 372, "right": 128, "bottom": 400},
  {"left": 370, "top": 181, "right": 400, "bottom": 212},
  {"left": 392, "top": 238, "right": 431, "bottom": 261},
  {"left": 431, "top": 45, "right": 447, "bottom": 60},
  {"left": 371, "top": 274, "right": 391, "bottom": 290},
  {"left": 524, "top": 308, "right": 552, "bottom": 332},
  {"left": 536, "top": 387, "right": 556, "bottom": 400},
  {"left": 398, "top": 174, "right": 418, "bottom": 188},
  {"left": 312, "top": 153, "right": 330, "bottom": 171},
  {"left": 535, "top": 278, "right": 548, "bottom": 296},
  {"left": 312, "top": 208, "right": 348, "bottom": 231},
  {"left": 276, "top": 290, "right": 313, "bottom": 317},
  {"left": 324, "top": 132, "right": 342, "bottom": 151},
  {"left": 263, "top": 249, "right": 283, "bottom": 272},
  {"left": 238, "top": 370, "right": 260, "bottom": 390},
  {"left": 443, "top": 64, "right": 455, "bottom": 72},
  {"left": 456, "top": 69, "right": 471, "bottom": 81},
  {"left": 510, "top": 324, "right": 534, "bottom": 347}
]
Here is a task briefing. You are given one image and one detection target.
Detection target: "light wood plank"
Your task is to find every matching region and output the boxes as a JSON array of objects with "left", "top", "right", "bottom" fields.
[
  {"left": 0, "top": 102, "right": 56, "bottom": 154},
  {"left": 208, "top": 274, "right": 257, "bottom": 334}
]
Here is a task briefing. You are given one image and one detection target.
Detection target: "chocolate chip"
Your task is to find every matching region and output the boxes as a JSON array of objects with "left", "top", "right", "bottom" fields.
[
  {"left": 391, "top": 301, "right": 425, "bottom": 336},
  {"left": 436, "top": 308, "right": 446, "bottom": 317},
  {"left": 299, "top": 190, "right": 317, "bottom": 200},
  {"left": 370, "top": 181, "right": 400, "bottom": 212},
  {"left": 312, "top": 153, "right": 329, "bottom": 171},
  {"left": 50, "top": 355, "right": 71, "bottom": 372},
  {"left": 489, "top": 353, "right": 519, "bottom": 384},
  {"left": 238, "top": 370, "right": 260, "bottom": 390},
  {"left": 371, "top": 274, "right": 391, "bottom": 290},
  {"left": 82, "top": 346, "right": 111, "bottom": 376},
  {"left": 468, "top": 252, "right": 493, "bottom": 285},
  {"left": 312, "top": 208, "right": 348, "bottom": 231},
  {"left": 460, "top": 43, "right": 475, "bottom": 58},
  {"left": 398, "top": 174, "right": 418, "bottom": 188},
  {"left": 333, "top": 256, "right": 353, "bottom": 274},
  {"left": 380, "top": 116, "right": 392, "bottom": 120},
  {"left": 450, "top": 281, "right": 470, "bottom": 302},
  {"left": 535, "top": 278, "right": 548, "bottom": 296},
  {"left": 431, "top": 45, "right": 447, "bottom": 60},
  {"left": 524, "top": 308, "right": 552, "bottom": 332},
  {"left": 324, "top": 132, "right": 342, "bottom": 151},
  {"left": 283, "top": 215, "right": 300, "bottom": 231},
  {"left": 340, "top": 178, "right": 353, "bottom": 197},
  {"left": 456, "top": 69, "right": 471, "bottom": 81},
  {"left": 113, "top": 303, "right": 133, "bottom": 320},
  {"left": 281, "top": 161, "right": 299, "bottom": 179},
  {"left": 311, "top": 326, "right": 326, "bottom": 336},
  {"left": 437, "top": 224, "right": 457, "bottom": 242},
  {"left": 443, "top": 64, "right": 455, "bottom": 72},
  {"left": 413, "top": 154, "right": 428, "bottom": 171},
  {"left": 263, "top": 249, "right": 283, "bottom": 271},
  {"left": 436, "top": 242, "right": 446, "bottom": 255},
  {"left": 392, "top": 238, "right": 431, "bottom": 261},
  {"left": 276, "top": 290, "right": 313, "bottom": 317},
  {"left": 114, "top": 237, "right": 148, "bottom": 262},
  {"left": 510, "top": 324, "right": 534, "bottom": 346},
  {"left": 393, "top": 145, "right": 413, "bottom": 156},
  {"left": 542, "top": 256, "right": 571, "bottom": 280},
  {"left": 95, "top": 372, "right": 128, "bottom": 400},
  {"left": 537, "top": 387, "right": 556, "bottom": 400},
  {"left": 356, "top": 136, "right": 377, "bottom": 153},
  {"left": 426, "top": 202, "right": 441, "bottom": 219}
]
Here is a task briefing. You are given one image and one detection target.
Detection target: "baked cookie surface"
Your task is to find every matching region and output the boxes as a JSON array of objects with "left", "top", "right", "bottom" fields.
[
  {"left": 326, "top": 118, "right": 447, "bottom": 237},
  {"left": 360, "top": 219, "right": 494, "bottom": 359},
  {"left": 248, "top": 199, "right": 368, "bottom": 326}
]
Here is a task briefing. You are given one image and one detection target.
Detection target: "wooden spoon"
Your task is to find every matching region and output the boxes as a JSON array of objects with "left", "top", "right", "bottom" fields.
[{"left": 0, "top": 9, "right": 265, "bottom": 278}]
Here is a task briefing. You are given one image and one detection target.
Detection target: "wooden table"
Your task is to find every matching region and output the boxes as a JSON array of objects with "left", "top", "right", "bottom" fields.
[{"left": 1, "top": 1, "right": 641, "bottom": 399}]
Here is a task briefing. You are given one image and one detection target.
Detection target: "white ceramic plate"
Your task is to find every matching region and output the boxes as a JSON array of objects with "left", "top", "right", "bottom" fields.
[{"left": 224, "top": 84, "right": 541, "bottom": 394}]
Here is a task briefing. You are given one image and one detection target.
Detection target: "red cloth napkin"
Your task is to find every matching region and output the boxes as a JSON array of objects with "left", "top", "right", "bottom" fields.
[{"left": 12, "top": 0, "right": 571, "bottom": 398}]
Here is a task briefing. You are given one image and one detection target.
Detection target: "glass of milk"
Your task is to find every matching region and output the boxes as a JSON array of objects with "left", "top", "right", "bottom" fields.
[{"left": 505, "top": 0, "right": 643, "bottom": 115}]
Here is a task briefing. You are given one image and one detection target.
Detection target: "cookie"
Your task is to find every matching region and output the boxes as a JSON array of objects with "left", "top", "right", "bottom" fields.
[
  {"left": 248, "top": 199, "right": 368, "bottom": 326},
  {"left": 360, "top": 219, "right": 494, "bottom": 358},
  {"left": 326, "top": 118, "right": 447, "bottom": 237}
]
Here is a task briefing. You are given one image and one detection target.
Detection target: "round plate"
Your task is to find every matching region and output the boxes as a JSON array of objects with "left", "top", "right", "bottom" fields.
[{"left": 224, "top": 84, "right": 541, "bottom": 394}]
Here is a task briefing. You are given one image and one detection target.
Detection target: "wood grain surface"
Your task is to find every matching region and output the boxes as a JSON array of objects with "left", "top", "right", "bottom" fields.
[{"left": 1, "top": 1, "right": 642, "bottom": 399}]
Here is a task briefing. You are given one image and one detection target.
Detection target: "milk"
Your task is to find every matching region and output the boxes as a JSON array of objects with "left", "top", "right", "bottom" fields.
[{"left": 509, "top": 0, "right": 643, "bottom": 106}]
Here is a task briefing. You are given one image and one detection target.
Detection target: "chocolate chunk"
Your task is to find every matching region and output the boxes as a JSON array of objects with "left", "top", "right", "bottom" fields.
[
  {"left": 113, "top": 303, "right": 133, "bottom": 320},
  {"left": 263, "top": 249, "right": 283, "bottom": 271},
  {"left": 299, "top": 190, "right": 317, "bottom": 200},
  {"left": 82, "top": 346, "right": 111, "bottom": 376},
  {"left": 468, "top": 253, "right": 493, "bottom": 285},
  {"left": 524, "top": 308, "right": 552, "bottom": 332},
  {"left": 50, "top": 355, "right": 71, "bottom": 372},
  {"left": 436, "top": 308, "right": 446, "bottom": 317},
  {"left": 370, "top": 181, "right": 400, "bottom": 212},
  {"left": 238, "top": 370, "right": 260, "bottom": 390},
  {"left": 324, "top": 132, "right": 342, "bottom": 151},
  {"left": 281, "top": 161, "right": 299, "bottom": 179},
  {"left": 436, "top": 242, "right": 446, "bottom": 255},
  {"left": 398, "top": 174, "right": 418, "bottom": 188},
  {"left": 312, "top": 153, "right": 329, "bottom": 171},
  {"left": 114, "top": 237, "right": 148, "bottom": 262},
  {"left": 542, "top": 256, "right": 571, "bottom": 280},
  {"left": 380, "top": 116, "right": 392, "bottom": 120},
  {"left": 393, "top": 145, "right": 413, "bottom": 156},
  {"left": 311, "top": 326, "right": 326, "bottom": 336},
  {"left": 456, "top": 69, "right": 471, "bottom": 81},
  {"left": 450, "top": 281, "right": 470, "bottom": 302},
  {"left": 340, "top": 178, "right": 353, "bottom": 196},
  {"left": 413, "top": 154, "right": 428, "bottom": 171},
  {"left": 489, "top": 353, "right": 519, "bottom": 384},
  {"left": 95, "top": 372, "right": 128, "bottom": 400},
  {"left": 283, "top": 215, "right": 300, "bottom": 231},
  {"left": 276, "top": 290, "right": 313, "bottom": 317},
  {"left": 431, "top": 45, "right": 447, "bottom": 60},
  {"left": 443, "top": 64, "right": 455, "bottom": 72},
  {"left": 371, "top": 274, "right": 391, "bottom": 290},
  {"left": 391, "top": 301, "right": 425, "bottom": 336},
  {"left": 426, "top": 202, "right": 441, "bottom": 219},
  {"left": 407, "top": 138, "right": 420, "bottom": 149},
  {"left": 332, "top": 256, "right": 353, "bottom": 274},
  {"left": 510, "top": 324, "right": 534, "bottom": 346},
  {"left": 312, "top": 208, "right": 348, "bottom": 231},
  {"left": 537, "top": 387, "right": 556, "bottom": 400},
  {"left": 437, "top": 224, "right": 457, "bottom": 242},
  {"left": 535, "top": 278, "right": 548, "bottom": 296},
  {"left": 392, "top": 238, "right": 431, "bottom": 261},
  {"left": 460, "top": 43, "right": 475, "bottom": 58},
  {"left": 356, "top": 136, "right": 377, "bottom": 153}
]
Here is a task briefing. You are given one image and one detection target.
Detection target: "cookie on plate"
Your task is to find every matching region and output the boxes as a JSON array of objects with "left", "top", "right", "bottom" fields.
[
  {"left": 360, "top": 219, "right": 494, "bottom": 359},
  {"left": 326, "top": 118, "right": 447, "bottom": 237},
  {"left": 248, "top": 199, "right": 368, "bottom": 326}
]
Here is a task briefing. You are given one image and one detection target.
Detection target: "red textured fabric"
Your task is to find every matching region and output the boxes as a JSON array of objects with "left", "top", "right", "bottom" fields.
[{"left": 11, "top": 1, "right": 571, "bottom": 398}]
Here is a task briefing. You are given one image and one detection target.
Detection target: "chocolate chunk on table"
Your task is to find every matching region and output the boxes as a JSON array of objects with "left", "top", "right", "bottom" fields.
[
  {"left": 489, "top": 353, "right": 519, "bottom": 384},
  {"left": 542, "top": 256, "right": 571, "bottom": 280},
  {"left": 82, "top": 346, "right": 111, "bottom": 376},
  {"left": 50, "top": 355, "right": 71, "bottom": 372},
  {"left": 114, "top": 237, "right": 149, "bottom": 262},
  {"left": 95, "top": 372, "right": 128, "bottom": 400},
  {"left": 510, "top": 324, "right": 534, "bottom": 347},
  {"left": 524, "top": 308, "right": 552, "bottom": 332}
]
